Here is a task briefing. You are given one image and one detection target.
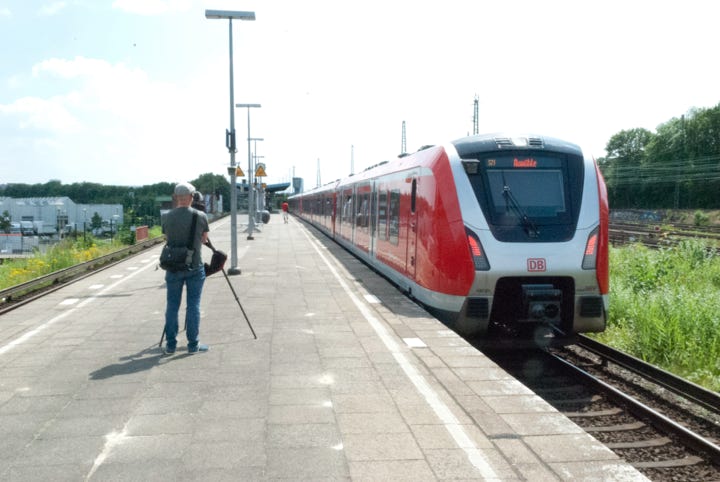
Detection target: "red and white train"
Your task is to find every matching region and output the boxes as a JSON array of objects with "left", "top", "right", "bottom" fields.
[{"left": 289, "top": 134, "right": 609, "bottom": 337}]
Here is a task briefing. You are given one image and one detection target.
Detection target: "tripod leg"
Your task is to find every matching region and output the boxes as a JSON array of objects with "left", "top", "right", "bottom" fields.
[
  {"left": 221, "top": 268, "right": 257, "bottom": 339},
  {"left": 159, "top": 326, "right": 165, "bottom": 349}
]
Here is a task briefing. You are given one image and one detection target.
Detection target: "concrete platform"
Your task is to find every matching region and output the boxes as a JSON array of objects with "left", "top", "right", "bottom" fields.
[{"left": 0, "top": 214, "right": 648, "bottom": 481}]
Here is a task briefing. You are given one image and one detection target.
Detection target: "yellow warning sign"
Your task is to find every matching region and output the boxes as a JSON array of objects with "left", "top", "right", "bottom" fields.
[
  {"left": 255, "top": 164, "right": 267, "bottom": 177},
  {"left": 235, "top": 166, "right": 245, "bottom": 177}
]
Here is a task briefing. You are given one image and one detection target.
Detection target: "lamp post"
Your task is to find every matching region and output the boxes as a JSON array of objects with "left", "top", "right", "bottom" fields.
[
  {"left": 205, "top": 9, "right": 256, "bottom": 275},
  {"left": 249, "top": 137, "right": 264, "bottom": 222},
  {"left": 236, "top": 103, "right": 261, "bottom": 239}
]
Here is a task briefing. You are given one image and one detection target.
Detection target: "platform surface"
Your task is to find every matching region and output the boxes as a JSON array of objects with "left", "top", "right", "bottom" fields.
[{"left": 0, "top": 214, "right": 648, "bottom": 480}]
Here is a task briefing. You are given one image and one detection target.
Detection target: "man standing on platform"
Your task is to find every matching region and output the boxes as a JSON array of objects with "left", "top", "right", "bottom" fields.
[
  {"left": 281, "top": 201, "right": 289, "bottom": 223},
  {"left": 161, "top": 182, "right": 210, "bottom": 354}
]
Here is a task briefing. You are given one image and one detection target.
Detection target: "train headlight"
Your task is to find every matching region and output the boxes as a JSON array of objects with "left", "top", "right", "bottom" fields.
[{"left": 466, "top": 229, "right": 490, "bottom": 271}]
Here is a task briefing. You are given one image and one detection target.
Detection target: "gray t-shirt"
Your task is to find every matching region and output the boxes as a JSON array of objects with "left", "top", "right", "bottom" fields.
[{"left": 161, "top": 207, "right": 209, "bottom": 268}]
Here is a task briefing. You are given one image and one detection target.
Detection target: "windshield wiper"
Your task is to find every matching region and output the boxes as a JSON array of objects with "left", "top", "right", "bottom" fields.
[{"left": 502, "top": 185, "right": 539, "bottom": 238}]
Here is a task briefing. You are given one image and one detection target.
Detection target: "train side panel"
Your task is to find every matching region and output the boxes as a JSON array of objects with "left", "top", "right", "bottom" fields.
[{"left": 413, "top": 149, "right": 475, "bottom": 298}]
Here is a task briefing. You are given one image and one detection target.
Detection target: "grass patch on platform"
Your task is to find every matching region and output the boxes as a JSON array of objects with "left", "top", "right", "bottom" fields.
[{"left": 594, "top": 240, "right": 720, "bottom": 392}]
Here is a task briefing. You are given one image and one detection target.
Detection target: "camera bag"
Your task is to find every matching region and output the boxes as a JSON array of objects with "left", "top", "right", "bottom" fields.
[{"left": 159, "top": 212, "right": 197, "bottom": 272}]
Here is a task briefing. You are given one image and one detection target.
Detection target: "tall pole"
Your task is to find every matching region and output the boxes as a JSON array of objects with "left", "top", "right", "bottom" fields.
[
  {"left": 205, "top": 9, "right": 255, "bottom": 275},
  {"left": 227, "top": 18, "right": 240, "bottom": 273},
  {"left": 247, "top": 106, "right": 255, "bottom": 239},
  {"left": 237, "top": 103, "right": 261, "bottom": 239},
  {"left": 473, "top": 95, "right": 479, "bottom": 136}
]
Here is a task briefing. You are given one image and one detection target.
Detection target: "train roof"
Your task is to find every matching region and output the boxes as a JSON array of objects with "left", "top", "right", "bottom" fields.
[
  {"left": 290, "top": 134, "right": 585, "bottom": 198},
  {"left": 451, "top": 133, "right": 583, "bottom": 158}
]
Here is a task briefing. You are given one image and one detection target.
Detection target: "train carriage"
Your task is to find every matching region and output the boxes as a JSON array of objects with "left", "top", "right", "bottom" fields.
[{"left": 289, "top": 133, "right": 608, "bottom": 338}]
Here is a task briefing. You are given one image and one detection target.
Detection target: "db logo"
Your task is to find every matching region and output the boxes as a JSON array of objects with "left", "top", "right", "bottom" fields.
[{"left": 527, "top": 258, "right": 546, "bottom": 272}]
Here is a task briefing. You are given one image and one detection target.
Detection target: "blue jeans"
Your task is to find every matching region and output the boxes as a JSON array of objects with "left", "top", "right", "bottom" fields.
[{"left": 164, "top": 267, "right": 205, "bottom": 349}]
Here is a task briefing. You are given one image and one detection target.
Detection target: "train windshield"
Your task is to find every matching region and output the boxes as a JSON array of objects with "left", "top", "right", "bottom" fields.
[
  {"left": 463, "top": 152, "right": 582, "bottom": 241},
  {"left": 487, "top": 169, "right": 565, "bottom": 217}
]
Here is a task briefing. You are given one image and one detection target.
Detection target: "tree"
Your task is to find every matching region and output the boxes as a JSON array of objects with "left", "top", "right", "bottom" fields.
[
  {"left": 91, "top": 212, "right": 103, "bottom": 230},
  {"left": 0, "top": 210, "right": 11, "bottom": 233},
  {"left": 600, "top": 102, "right": 720, "bottom": 209},
  {"left": 682, "top": 105, "right": 720, "bottom": 207},
  {"left": 644, "top": 117, "right": 686, "bottom": 207},
  {"left": 601, "top": 128, "right": 654, "bottom": 208},
  {"left": 191, "top": 173, "right": 230, "bottom": 212}
]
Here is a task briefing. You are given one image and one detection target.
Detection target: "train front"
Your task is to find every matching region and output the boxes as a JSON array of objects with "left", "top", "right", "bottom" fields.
[{"left": 448, "top": 134, "right": 609, "bottom": 338}]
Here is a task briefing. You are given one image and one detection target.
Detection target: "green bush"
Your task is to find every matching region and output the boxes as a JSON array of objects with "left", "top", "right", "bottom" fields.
[
  {"left": 596, "top": 241, "right": 720, "bottom": 391},
  {"left": 694, "top": 210, "right": 710, "bottom": 227}
]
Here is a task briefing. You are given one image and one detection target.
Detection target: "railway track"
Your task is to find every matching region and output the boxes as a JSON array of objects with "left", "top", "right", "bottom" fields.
[
  {"left": 480, "top": 337, "right": 720, "bottom": 481},
  {"left": 609, "top": 222, "right": 720, "bottom": 251}
]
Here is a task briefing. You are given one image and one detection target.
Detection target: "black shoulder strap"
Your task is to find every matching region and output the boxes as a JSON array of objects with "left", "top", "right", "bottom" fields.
[{"left": 187, "top": 212, "right": 198, "bottom": 249}]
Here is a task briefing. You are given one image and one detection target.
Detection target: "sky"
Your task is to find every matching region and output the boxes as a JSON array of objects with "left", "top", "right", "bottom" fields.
[{"left": 1, "top": 0, "right": 718, "bottom": 190}]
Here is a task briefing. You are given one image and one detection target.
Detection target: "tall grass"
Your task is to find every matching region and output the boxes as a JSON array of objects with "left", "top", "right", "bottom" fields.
[
  {"left": 595, "top": 240, "right": 720, "bottom": 392},
  {"left": 0, "top": 226, "right": 162, "bottom": 291},
  {"left": 0, "top": 238, "right": 111, "bottom": 290}
]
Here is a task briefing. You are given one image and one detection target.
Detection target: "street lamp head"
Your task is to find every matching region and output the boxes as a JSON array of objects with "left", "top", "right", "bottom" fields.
[
  {"left": 236, "top": 103, "right": 261, "bottom": 108},
  {"left": 205, "top": 9, "right": 256, "bottom": 20}
]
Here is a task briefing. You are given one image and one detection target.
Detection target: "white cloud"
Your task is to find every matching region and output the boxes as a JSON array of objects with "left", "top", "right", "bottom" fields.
[
  {"left": 112, "top": 0, "right": 193, "bottom": 16},
  {"left": 1, "top": 54, "right": 228, "bottom": 185},
  {"left": 38, "top": 2, "right": 67, "bottom": 16},
  {"left": 0, "top": 96, "right": 82, "bottom": 132},
  {"left": 32, "top": 56, "right": 158, "bottom": 120},
  {"left": 0, "top": 7, "right": 11, "bottom": 17}
]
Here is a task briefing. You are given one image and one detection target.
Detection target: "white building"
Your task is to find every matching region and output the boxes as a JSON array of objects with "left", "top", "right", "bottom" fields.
[{"left": 0, "top": 197, "right": 123, "bottom": 235}]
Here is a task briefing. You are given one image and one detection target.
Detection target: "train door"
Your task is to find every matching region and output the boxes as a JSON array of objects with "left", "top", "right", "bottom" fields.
[
  {"left": 369, "top": 181, "right": 377, "bottom": 257},
  {"left": 354, "top": 183, "right": 372, "bottom": 253},
  {"left": 331, "top": 191, "right": 337, "bottom": 237},
  {"left": 338, "top": 187, "right": 354, "bottom": 243},
  {"left": 406, "top": 177, "right": 418, "bottom": 279}
]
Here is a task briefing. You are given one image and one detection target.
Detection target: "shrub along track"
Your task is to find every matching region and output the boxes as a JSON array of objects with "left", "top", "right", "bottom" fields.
[{"left": 0, "top": 236, "right": 164, "bottom": 316}]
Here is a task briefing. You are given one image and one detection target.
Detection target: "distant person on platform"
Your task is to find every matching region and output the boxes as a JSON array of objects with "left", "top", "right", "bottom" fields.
[
  {"left": 161, "top": 182, "right": 210, "bottom": 354},
  {"left": 191, "top": 191, "right": 206, "bottom": 213},
  {"left": 281, "top": 201, "right": 289, "bottom": 223}
]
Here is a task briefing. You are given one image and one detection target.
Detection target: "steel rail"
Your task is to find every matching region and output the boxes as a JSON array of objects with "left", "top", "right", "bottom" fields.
[
  {"left": 610, "top": 221, "right": 720, "bottom": 236},
  {"left": 577, "top": 335, "right": 720, "bottom": 415},
  {"left": 0, "top": 237, "right": 164, "bottom": 308},
  {"left": 549, "top": 352, "right": 720, "bottom": 467}
]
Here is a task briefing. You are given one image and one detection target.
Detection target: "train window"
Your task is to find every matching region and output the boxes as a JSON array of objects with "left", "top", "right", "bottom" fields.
[
  {"left": 389, "top": 190, "right": 400, "bottom": 245},
  {"left": 378, "top": 191, "right": 388, "bottom": 241},
  {"left": 342, "top": 194, "right": 353, "bottom": 228},
  {"left": 325, "top": 197, "right": 332, "bottom": 219},
  {"left": 356, "top": 191, "right": 370, "bottom": 231},
  {"left": 411, "top": 179, "right": 417, "bottom": 213}
]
